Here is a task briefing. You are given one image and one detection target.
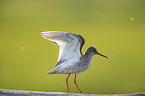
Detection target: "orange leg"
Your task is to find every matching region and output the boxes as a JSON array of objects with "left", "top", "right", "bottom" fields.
[
  {"left": 74, "top": 74, "right": 82, "bottom": 94},
  {"left": 66, "top": 74, "right": 71, "bottom": 93}
]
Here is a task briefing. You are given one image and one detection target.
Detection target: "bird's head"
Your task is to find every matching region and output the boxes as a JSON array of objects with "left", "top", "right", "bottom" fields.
[{"left": 87, "top": 46, "right": 108, "bottom": 58}]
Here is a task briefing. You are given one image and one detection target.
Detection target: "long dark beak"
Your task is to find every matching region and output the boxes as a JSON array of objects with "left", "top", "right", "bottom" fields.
[{"left": 97, "top": 53, "right": 108, "bottom": 58}]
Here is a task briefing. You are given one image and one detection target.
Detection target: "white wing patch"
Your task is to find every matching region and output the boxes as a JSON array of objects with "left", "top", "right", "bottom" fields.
[{"left": 40, "top": 31, "right": 83, "bottom": 67}]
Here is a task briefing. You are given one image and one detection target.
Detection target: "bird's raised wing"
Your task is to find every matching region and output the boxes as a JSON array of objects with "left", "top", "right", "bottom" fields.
[{"left": 40, "top": 31, "right": 85, "bottom": 67}]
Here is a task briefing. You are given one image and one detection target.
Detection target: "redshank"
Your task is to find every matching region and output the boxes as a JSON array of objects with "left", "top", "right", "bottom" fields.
[{"left": 40, "top": 31, "right": 108, "bottom": 94}]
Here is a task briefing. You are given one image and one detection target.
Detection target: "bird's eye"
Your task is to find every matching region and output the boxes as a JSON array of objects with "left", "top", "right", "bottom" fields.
[{"left": 94, "top": 50, "right": 97, "bottom": 53}]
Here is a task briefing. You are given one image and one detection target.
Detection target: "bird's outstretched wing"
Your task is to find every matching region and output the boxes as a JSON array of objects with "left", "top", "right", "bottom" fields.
[{"left": 40, "top": 31, "right": 85, "bottom": 67}]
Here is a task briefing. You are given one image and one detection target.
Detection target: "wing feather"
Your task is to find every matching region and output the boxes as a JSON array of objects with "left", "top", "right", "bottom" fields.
[{"left": 40, "top": 31, "right": 85, "bottom": 67}]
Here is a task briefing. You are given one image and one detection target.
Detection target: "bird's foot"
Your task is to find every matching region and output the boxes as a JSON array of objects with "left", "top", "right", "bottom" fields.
[
  {"left": 71, "top": 92, "right": 90, "bottom": 95},
  {"left": 78, "top": 91, "right": 90, "bottom": 94}
]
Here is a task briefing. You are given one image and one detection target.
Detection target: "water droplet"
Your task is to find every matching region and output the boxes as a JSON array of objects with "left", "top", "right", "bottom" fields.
[
  {"left": 92, "top": 81, "right": 95, "bottom": 84},
  {"left": 21, "top": 46, "right": 24, "bottom": 50},
  {"left": 130, "top": 17, "right": 134, "bottom": 21},
  {"left": 113, "top": 48, "right": 117, "bottom": 51}
]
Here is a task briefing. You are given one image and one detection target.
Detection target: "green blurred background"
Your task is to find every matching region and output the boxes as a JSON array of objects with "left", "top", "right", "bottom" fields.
[{"left": 0, "top": 0, "right": 145, "bottom": 94}]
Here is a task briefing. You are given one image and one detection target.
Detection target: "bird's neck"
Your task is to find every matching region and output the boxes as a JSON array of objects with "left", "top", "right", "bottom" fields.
[
  {"left": 83, "top": 49, "right": 94, "bottom": 59},
  {"left": 80, "top": 50, "right": 94, "bottom": 66}
]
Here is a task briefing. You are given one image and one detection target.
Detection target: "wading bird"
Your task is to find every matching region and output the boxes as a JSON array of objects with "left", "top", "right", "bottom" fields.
[{"left": 40, "top": 31, "right": 108, "bottom": 94}]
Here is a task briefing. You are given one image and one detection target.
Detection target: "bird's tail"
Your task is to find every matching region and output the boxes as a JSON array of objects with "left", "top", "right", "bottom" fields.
[{"left": 46, "top": 69, "right": 57, "bottom": 74}]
